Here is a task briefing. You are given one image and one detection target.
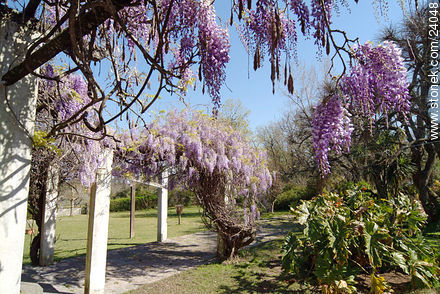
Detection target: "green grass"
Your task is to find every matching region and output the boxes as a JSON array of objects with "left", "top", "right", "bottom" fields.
[
  {"left": 126, "top": 238, "right": 312, "bottom": 294},
  {"left": 23, "top": 205, "right": 205, "bottom": 264}
]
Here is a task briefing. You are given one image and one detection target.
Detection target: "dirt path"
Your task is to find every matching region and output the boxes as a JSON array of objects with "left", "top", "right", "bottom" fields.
[{"left": 21, "top": 216, "right": 293, "bottom": 294}]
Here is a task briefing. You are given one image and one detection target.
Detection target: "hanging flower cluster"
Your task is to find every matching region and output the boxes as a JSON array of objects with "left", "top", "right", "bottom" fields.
[
  {"left": 43, "top": 0, "right": 230, "bottom": 109},
  {"left": 312, "top": 95, "right": 353, "bottom": 175},
  {"left": 239, "top": 0, "right": 333, "bottom": 55},
  {"left": 341, "top": 41, "right": 411, "bottom": 118},
  {"left": 117, "top": 0, "right": 230, "bottom": 108},
  {"left": 235, "top": 0, "right": 335, "bottom": 93},
  {"left": 312, "top": 41, "right": 411, "bottom": 175}
]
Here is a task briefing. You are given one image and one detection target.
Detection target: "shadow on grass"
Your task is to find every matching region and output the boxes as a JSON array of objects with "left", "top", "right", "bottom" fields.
[
  {"left": 219, "top": 263, "right": 314, "bottom": 294},
  {"left": 215, "top": 239, "right": 317, "bottom": 294},
  {"left": 258, "top": 220, "right": 301, "bottom": 232},
  {"left": 107, "top": 242, "right": 150, "bottom": 247}
]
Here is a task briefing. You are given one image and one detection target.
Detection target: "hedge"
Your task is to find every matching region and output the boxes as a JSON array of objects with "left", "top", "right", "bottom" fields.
[
  {"left": 110, "top": 194, "right": 158, "bottom": 212},
  {"left": 109, "top": 189, "right": 197, "bottom": 212}
]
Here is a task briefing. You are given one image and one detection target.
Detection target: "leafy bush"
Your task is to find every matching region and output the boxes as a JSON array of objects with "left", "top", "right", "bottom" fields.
[
  {"left": 113, "top": 190, "right": 130, "bottom": 199},
  {"left": 110, "top": 188, "right": 196, "bottom": 211},
  {"left": 111, "top": 185, "right": 156, "bottom": 199},
  {"left": 433, "top": 180, "right": 440, "bottom": 196},
  {"left": 274, "top": 185, "right": 316, "bottom": 211},
  {"left": 110, "top": 193, "right": 158, "bottom": 212},
  {"left": 282, "top": 183, "right": 440, "bottom": 293},
  {"left": 274, "top": 189, "right": 302, "bottom": 211}
]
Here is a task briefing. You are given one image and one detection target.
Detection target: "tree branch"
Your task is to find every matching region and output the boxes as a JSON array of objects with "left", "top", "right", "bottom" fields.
[
  {"left": 1, "top": 0, "right": 131, "bottom": 86},
  {"left": 23, "top": 0, "right": 42, "bottom": 22}
]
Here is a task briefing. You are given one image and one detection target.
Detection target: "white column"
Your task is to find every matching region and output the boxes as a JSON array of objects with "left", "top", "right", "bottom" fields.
[
  {"left": 0, "top": 21, "right": 39, "bottom": 294},
  {"left": 40, "top": 165, "right": 59, "bottom": 266},
  {"left": 157, "top": 170, "right": 168, "bottom": 242},
  {"left": 84, "top": 149, "right": 113, "bottom": 294},
  {"left": 130, "top": 183, "right": 135, "bottom": 239}
]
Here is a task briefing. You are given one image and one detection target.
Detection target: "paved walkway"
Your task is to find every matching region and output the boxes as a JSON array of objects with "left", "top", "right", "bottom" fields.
[{"left": 21, "top": 216, "right": 293, "bottom": 294}]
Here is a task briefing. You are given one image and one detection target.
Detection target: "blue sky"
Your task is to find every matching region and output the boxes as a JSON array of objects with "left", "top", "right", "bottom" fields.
[{"left": 148, "top": 1, "right": 408, "bottom": 131}]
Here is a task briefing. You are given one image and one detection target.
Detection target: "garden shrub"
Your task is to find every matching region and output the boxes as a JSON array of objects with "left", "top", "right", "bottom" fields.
[
  {"left": 110, "top": 189, "right": 196, "bottom": 211},
  {"left": 111, "top": 185, "right": 196, "bottom": 210},
  {"left": 110, "top": 193, "right": 158, "bottom": 212},
  {"left": 282, "top": 183, "right": 440, "bottom": 293},
  {"left": 113, "top": 190, "right": 130, "bottom": 199},
  {"left": 274, "top": 188, "right": 303, "bottom": 211},
  {"left": 274, "top": 185, "right": 316, "bottom": 211}
]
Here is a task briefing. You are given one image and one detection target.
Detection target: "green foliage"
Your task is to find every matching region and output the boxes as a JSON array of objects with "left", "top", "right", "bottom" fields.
[
  {"left": 433, "top": 180, "right": 440, "bottom": 196},
  {"left": 113, "top": 185, "right": 157, "bottom": 199},
  {"left": 33, "top": 131, "right": 60, "bottom": 153},
  {"left": 282, "top": 183, "right": 440, "bottom": 292},
  {"left": 110, "top": 187, "right": 196, "bottom": 211},
  {"left": 110, "top": 194, "right": 158, "bottom": 212},
  {"left": 274, "top": 189, "right": 303, "bottom": 211},
  {"left": 274, "top": 185, "right": 316, "bottom": 211}
]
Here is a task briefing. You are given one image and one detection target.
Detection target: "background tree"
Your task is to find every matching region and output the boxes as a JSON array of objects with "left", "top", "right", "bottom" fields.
[
  {"left": 217, "top": 98, "right": 252, "bottom": 139},
  {"left": 257, "top": 64, "right": 333, "bottom": 198},
  {"left": 379, "top": 5, "right": 440, "bottom": 226}
]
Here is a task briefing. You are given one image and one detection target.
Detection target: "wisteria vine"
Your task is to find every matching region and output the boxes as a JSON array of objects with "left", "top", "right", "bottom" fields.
[
  {"left": 37, "top": 64, "right": 114, "bottom": 187},
  {"left": 115, "top": 109, "right": 272, "bottom": 199},
  {"left": 312, "top": 41, "right": 411, "bottom": 175}
]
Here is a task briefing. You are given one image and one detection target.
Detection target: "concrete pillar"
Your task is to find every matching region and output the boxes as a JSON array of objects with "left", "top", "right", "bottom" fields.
[
  {"left": 70, "top": 198, "right": 74, "bottom": 216},
  {"left": 0, "top": 21, "right": 39, "bottom": 293},
  {"left": 157, "top": 170, "right": 168, "bottom": 242},
  {"left": 129, "top": 183, "right": 135, "bottom": 239},
  {"left": 84, "top": 149, "right": 113, "bottom": 294},
  {"left": 39, "top": 165, "right": 59, "bottom": 266}
]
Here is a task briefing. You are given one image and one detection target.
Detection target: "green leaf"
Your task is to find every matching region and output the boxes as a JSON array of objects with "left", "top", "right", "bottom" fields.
[
  {"left": 294, "top": 202, "right": 310, "bottom": 225},
  {"left": 391, "top": 252, "right": 409, "bottom": 274},
  {"left": 413, "top": 269, "right": 430, "bottom": 287}
]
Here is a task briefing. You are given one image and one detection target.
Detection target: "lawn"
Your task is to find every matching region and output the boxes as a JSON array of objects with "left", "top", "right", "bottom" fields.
[
  {"left": 23, "top": 205, "right": 205, "bottom": 264},
  {"left": 126, "top": 238, "right": 311, "bottom": 294}
]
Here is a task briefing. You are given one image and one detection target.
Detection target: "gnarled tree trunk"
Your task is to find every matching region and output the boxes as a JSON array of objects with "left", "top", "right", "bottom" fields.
[
  {"left": 194, "top": 172, "right": 256, "bottom": 260},
  {"left": 28, "top": 147, "right": 55, "bottom": 265}
]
